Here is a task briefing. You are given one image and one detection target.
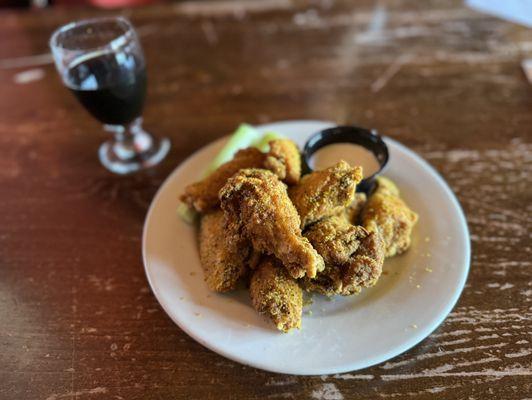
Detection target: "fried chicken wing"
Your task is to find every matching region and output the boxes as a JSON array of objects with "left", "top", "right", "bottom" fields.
[
  {"left": 289, "top": 161, "right": 363, "bottom": 228},
  {"left": 362, "top": 177, "right": 418, "bottom": 258},
  {"left": 181, "top": 148, "right": 265, "bottom": 213},
  {"left": 341, "top": 227, "right": 385, "bottom": 295},
  {"left": 219, "top": 168, "right": 324, "bottom": 279},
  {"left": 181, "top": 140, "right": 301, "bottom": 213},
  {"left": 249, "top": 257, "right": 302, "bottom": 332},
  {"left": 199, "top": 210, "right": 249, "bottom": 292},
  {"left": 264, "top": 139, "right": 301, "bottom": 185},
  {"left": 303, "top": 216, "right": 384, "bottom": 296}
]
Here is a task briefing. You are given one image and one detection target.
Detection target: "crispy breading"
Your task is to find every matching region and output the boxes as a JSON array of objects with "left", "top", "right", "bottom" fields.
[
  {"left": 181, "top": 140, "right": 302, "bottom": 213},
  {"left": 289, "top": 161, "right": 363, "bottom": 228},
  {"left": 264, "top": 139, "right": 301, "bottom": 185},
  {"left": 181, "top": 148, "right": 265, "bottom": 213},
  {"left": 198, "top": 210, "right": 249, "bottom": 292},
  {"left": 341, "top": 226, "right": 385, "bottom": 295},
  {"left": 303, "top": 216, "right": 384, "bottom": 296},
  {"left": 362, "top": 177, "right": 418, "bottom": 258},
  {"left": 249, "top": 257, "right": 302, "bottom": 332},
  {"left": 219, "top": 168, "right": 324, "bottom": 279},
  {"left": 335, "top": 192, "right": 367, "bottom": 225}
]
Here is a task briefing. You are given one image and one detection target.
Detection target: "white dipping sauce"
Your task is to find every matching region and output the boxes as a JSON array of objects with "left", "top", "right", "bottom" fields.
[{"left": 310, "top": 143, "right": 381, "bottom": 176}]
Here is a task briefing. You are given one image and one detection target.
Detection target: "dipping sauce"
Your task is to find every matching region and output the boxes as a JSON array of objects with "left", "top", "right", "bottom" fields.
[{"left": 310, "top": 143, "right": 381, "bottom": 177}]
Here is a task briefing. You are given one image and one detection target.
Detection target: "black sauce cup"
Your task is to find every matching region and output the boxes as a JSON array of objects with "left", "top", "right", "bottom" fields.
[{"left": 302, "top": 125, "right": 389, "bottom": 193}]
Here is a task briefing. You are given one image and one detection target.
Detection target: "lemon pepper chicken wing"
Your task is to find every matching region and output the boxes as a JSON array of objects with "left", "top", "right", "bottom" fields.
[
  {"left": 289, "top": 161, "right": 363, "bottom": 228},
  {"left": 181, "top": 140, "right": 301, "bottom": 213},
  {"left": 362, "top": 177, "right": 418, "bottom": 258},
  {"left": 198, "top": 210, "right": 250, "bottom": 292},
  {"left": 303, "top": 216, "right": 384, "bottom": 296},
  {"left": 250, "top": 257, "right": 303, "bottom": 332},
  {"left": 181, "top": 148, "right": 265, "bottom": 213},
  {"left": 219, "top": 168, "right": 324, "bottom": 279}
]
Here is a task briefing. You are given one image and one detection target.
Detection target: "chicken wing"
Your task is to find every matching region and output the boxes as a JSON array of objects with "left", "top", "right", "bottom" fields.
[
  {"left": 181, "top": 140, "right": 301, "bottom": 213},
  {"left": 303, "top": 216, "right": 384, "bottom": 296},
  {"left": 362, "top": 177, "right": 418, "bottom": 258},
  {"left": 181, "top": 148, "right": 265, "bottom": 213},
  {"left": 219, "top": 168, "right": 324, "bottom": 279},
  {"left": 249, "top": 257, "right": 303, "bottom": 332},
  {"left": 264, "top": 139, "right": 301, "bottom": 185},
  {"left": 289, "top": 161, "right": 363, "bottom": 228},
  {"left": 198, "top": 210, "right": 249, "bottom": 292}
]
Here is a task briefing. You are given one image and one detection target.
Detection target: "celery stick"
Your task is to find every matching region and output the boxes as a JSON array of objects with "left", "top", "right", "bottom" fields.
[
  {"left": 177, "top": 202, "right": 198, "bottom": 225},
  {"left": 202, "top": 124, "right": 261, "bottom": 177},
  {"left": 253, "top": 131, "right": 282, "bottom": 152}
]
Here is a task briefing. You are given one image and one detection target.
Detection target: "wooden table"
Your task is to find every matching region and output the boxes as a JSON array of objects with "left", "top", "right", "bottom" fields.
[{"left": 1, "top": 0, "right": 531, "bottom": 398}]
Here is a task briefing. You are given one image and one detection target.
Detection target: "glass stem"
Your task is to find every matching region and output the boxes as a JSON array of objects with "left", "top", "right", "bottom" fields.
[{"left": 104, "top": 117, "right": 153, "bottom": 160}]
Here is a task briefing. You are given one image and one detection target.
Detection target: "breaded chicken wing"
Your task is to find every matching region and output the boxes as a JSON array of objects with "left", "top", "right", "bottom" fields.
[
  {"left": 182, "top": 148, "right": 265, "bottom": 213},
  {"left": 264, "top": 139, "right": 301, "bottom": 185},
  {"left": 362, "top": 177, "right": 418, "bottom": 258},
  {"left": 303, "top": 216, "right": 384, "bottom": 296},
  {"left": 219, "top": 168, "right": 324, "bottom": 279},
  {"left": 249, "top": 257, "right": 302, "bottom": 332},
  {"left": 181, "top": 140, "right": 301, "bottom": 213},
  {"left": 341, "top": 227, "right": 385, "bottom": 295},
  {"left": 289, "top": 161, "right": 363, "bottom": 228},
  {"left": 199, "top": 210, "right": 249, "bottom": 292}
]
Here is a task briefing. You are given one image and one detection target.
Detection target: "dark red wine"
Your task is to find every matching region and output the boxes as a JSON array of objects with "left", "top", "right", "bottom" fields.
[{"left": 67, "top": 51, "right": 146, "bottom": 125}]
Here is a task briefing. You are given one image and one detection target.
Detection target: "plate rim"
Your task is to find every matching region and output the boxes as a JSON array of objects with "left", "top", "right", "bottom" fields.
[{"left": 141, "top": 120, "right": 471, "bottom": 375}]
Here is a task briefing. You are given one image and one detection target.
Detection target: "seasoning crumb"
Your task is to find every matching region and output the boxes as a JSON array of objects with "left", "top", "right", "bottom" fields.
[
  {"left": 411, "top": 324, "right": 418, "bottom": 329},
  {"left": 194, "top": 312, "right": 202, "bottom": 317},
  {"left": 179, "top": 296, "right": 184, "bottom": 300},
  {"left": 424, "top": 236, "right": 430, "bottom": 242},
  {"left": 382, "top": 270, "right": 389, "bottom": 276},
  {"left": 305, "top": 310, "right": 313, "bottom": 316},
  {"left": 425, "top": 267, "right": 433, "bottom": 272},
  {"left": 416, "top": 284, "right": 421, "bottom": 289},
  {"left": 189, "top": 271, "right": 196, "bottom": 276}
]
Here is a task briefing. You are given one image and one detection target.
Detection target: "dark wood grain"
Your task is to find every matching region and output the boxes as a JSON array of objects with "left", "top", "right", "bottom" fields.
[{"left": 1, "top": 0, "right": 531, "bottom": 399}]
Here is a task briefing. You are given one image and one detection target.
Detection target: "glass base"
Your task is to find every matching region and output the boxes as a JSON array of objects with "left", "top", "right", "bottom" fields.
[{"left": 99, "top": 135, "right": 170, "bottom": 174}]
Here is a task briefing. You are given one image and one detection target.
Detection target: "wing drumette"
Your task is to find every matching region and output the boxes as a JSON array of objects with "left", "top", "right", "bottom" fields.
[{"left": 219, "top": 168, "right": 324, "bottom": 279}]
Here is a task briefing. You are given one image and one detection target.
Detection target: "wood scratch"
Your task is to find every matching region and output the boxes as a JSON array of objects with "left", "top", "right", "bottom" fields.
[
  {"left": 45, "top": 388, "right": 108, "bottom": 400},
  {"left": 371, "top": 53, "right": 411, "bottom": 92},
  {"left": 201, "top": 21, "right": 219, "bottom": 46},
  {"left": 0, "top": 53, "right": 53, "bottom": 69},
  {"left": 381, "top": 368, "right": 532, "bottom": 381}
]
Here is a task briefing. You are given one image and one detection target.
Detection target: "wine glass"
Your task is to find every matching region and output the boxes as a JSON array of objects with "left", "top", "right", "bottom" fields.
[{"left": 50, "top": 17, "right": 170, "bottom": 174}]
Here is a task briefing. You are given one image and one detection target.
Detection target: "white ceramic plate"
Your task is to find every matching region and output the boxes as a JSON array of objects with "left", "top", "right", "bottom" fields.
[{"left": 142, "top": 120, "right": 470, "bottom": 375}]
